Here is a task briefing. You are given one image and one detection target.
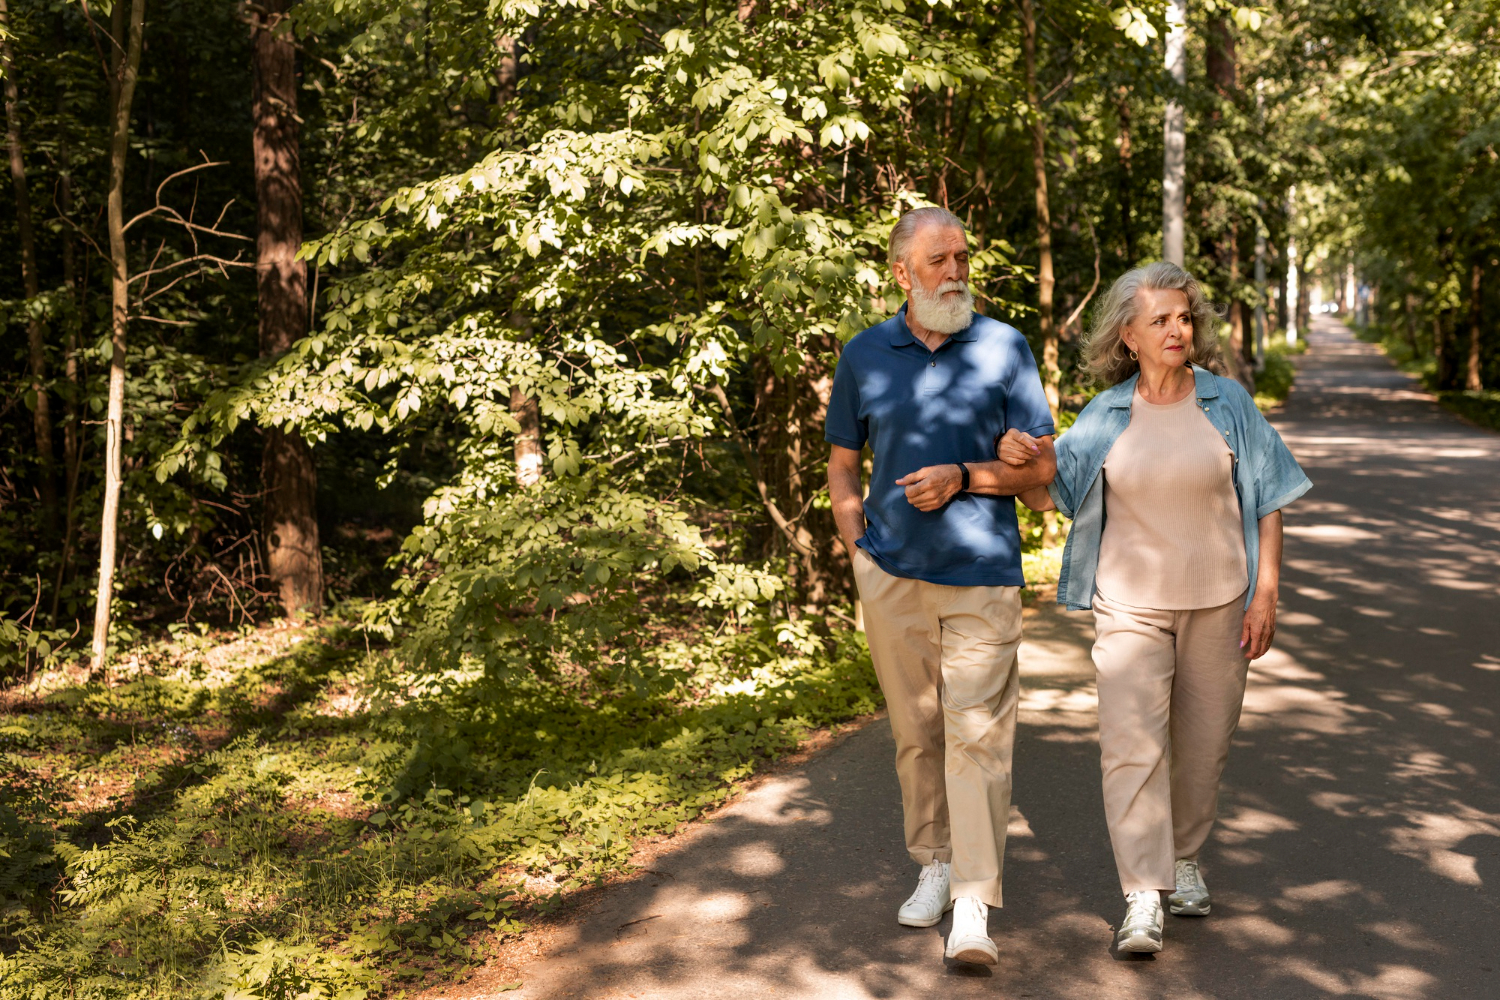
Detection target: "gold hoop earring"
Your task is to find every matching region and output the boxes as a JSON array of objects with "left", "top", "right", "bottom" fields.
[{"left": 1129, "top": 349, "right": 1139, "bottom": 361}]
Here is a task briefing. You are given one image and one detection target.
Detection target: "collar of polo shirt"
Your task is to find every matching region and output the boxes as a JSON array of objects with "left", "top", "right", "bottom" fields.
[{"left": 888, "top": 302, "right": 979, "bottom": 347}]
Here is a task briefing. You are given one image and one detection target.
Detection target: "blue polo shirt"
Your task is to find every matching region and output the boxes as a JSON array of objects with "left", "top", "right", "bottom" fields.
[{"left": 824, "top": 304, "right": 1055, "bottom": 587}]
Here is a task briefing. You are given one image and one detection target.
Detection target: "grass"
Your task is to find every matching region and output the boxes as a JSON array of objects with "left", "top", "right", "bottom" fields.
[
  {"left": 0, "top": 610, "right": 880, "bottom": 999},
  {"left": 1351, "top": 321, "right": 1500, "bottom": 433}
]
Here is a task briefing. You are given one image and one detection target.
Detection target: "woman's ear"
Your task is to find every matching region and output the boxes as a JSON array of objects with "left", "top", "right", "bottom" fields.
[{"left": 1119, "top": 325, "right": 1138, "bottom": 353}]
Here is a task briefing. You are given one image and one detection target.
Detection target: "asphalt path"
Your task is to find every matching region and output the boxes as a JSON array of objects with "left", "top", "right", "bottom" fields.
[{"left": 451, "top": 316, "right": 1500, "bottom": 999}]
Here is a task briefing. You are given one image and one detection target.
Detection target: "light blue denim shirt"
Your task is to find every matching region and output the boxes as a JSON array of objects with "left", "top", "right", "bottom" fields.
[{"left": 1048, "top": 366, "right": 1312, "bottom": 612}]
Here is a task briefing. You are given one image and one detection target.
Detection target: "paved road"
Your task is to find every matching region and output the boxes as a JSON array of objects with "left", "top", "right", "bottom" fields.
[{"left": 462, "top": 317, "right": 1500, "bottom": 999}]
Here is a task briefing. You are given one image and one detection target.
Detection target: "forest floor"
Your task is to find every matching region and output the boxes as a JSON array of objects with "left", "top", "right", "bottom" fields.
[{"left": 429, "top": 314, "right": 1500, "bottom": 1000}]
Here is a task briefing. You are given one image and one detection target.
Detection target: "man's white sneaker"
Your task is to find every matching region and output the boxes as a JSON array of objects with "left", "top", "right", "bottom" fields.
[
  {"left": 1115, "top": 890, "right": 1164, "bottom": 953},
  {"left": 897, "top": 861, "right": 952, "bottom": 927},
  {"left": 944, "top": 896, "right": 999, "bottom": 965},
  {"left": 1168, "top": 858, "right": 1211, "bottom": 916}
]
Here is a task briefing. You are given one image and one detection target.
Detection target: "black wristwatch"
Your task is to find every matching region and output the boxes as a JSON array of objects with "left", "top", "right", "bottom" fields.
[{"left": 957, "top": 462, "right": 970, "bottom": 492}]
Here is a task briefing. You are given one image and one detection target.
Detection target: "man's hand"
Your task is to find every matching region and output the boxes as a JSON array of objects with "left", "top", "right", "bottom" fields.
[
  {"left": 896, "top": 464, "right": 963, "bottom": 512},
  {"left": 996, "top": 429, "right": 1043, "bottom": 467}
]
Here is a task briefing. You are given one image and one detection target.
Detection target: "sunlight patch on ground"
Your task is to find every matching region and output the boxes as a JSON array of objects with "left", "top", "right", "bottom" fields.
[
  {"left": 1272, "top": 957, "right": 1438, "bottom": 999},
  {"left": 1385, "top": 807, "right": 1500, "bottom": 887}
]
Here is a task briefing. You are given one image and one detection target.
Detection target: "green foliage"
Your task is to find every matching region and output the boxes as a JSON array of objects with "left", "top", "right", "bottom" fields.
[
  {"left": 0, "top": 612, "right": 878, "bottom": 998},
  {"left": 1252, "top": 336, "right": 1300, "bottom": 410},
  {"left": 1357, "top": 321, "right": 1500, "bottom": 432}
]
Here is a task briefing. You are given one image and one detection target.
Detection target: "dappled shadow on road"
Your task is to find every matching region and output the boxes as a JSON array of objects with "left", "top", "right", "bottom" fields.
[{"left": 499, "top": 319, "right": 1499, "bottom": 1000}]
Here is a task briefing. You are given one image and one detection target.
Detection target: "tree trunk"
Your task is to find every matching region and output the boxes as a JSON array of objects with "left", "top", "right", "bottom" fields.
[
  {"left": 1403, "top": 292, "right": 1419, "bottom": 354},
  {"left": 1252, "top": 201, "right": 1268, "bottom": 365},
  {"left": 51, "top": 85, "right": 84, "bottom": 624},
  {"left": 1161, "top": 0, "right": 1188, "bottom": 266},
  {"left": 1, "top": 0, "right": 56, "bottom": 522},
  {"left": 1018, "top": 0, "right": 1059, "bottom": 417},
  {"left": 90, "top": 0, "right": 146, "bottom": 674},
  {"left": 1116, "top": 90, "right": 1135, "bottom": 264},
  {"left": 254, "top": 0, "right": 323, "bottom": 616},
  {"left": 1019, "top": 0, "right": 1061, "bottom": 547},
  {"left": 495, "top": 33, "right": 544, "bottom": 487},
  {"left": 1434, "top": 310, "right": 1455, "bottom": 389},
  {"left": 1222, "top": 224, "right": 1255, "bottom": 391},
  {"left": 1468, "top": 261, "right": 1484, "bottom": 391},
  {"left": 510, "top": 385, "right": 543, "bottom": 485},
  {"left": 749, "top": 350, "right": 843, "bottom": 607}
]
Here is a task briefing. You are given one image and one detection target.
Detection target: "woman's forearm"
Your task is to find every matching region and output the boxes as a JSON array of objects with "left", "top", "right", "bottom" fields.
[{"left": 1256, "top": 508, "right": 1283, "bottom": 597}]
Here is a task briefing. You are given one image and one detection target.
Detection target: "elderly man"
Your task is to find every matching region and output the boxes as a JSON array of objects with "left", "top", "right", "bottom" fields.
[{"left": 824, "top": 207, "right": 1057, "bottom": 965}]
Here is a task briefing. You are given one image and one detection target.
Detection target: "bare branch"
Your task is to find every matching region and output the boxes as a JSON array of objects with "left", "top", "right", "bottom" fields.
[
  {"left": 1063, "top": 215, "right": 1101, "bottom": 333},
  {"left": 123, "top": 161, "right": 251, "bottom": 240},
  {"left": 128, "top": 252, "right": 254, "bottom": 287},
  {"left": 132, "top": 314, "right": 195, "bottom": 327}
]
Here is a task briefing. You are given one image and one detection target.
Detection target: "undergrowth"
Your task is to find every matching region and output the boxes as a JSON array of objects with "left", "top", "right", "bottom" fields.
[
  {"left": 1353, "top": 321, "right": 1500, "bottom": 432},
  {"left": 1253, "top": 333, "right": 1304, "bottom": 411},
  {"left": 0, "top": 612, "right": 878, "bottom": 998}
]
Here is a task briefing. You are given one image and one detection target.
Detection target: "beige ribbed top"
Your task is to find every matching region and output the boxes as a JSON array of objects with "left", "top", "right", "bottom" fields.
[{"left": 1095, "top": 388, "right": 1248, "bottom": 610}]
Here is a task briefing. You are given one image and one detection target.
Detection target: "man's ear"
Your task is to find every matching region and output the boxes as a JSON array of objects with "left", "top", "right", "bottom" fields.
[{"left": 891, "top": 259, "right": 912, "bottom": 293}]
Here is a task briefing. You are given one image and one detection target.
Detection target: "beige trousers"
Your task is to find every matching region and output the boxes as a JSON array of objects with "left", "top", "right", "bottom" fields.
[
  {"left": 853, "top": 549, "right": 1022, "bottom": 908},
  {"left": 1092, "top": 589, "right": 1250, "bottom": 894}
]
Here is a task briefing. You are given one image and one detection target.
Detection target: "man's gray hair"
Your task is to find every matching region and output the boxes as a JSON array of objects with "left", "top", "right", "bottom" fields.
[{"left": 888, "top": 206, "right": 966, "bottom": 269}]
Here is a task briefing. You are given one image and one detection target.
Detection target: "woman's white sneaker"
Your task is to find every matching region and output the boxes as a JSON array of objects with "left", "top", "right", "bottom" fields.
[
  {"left": 897, "top": 860, "right": 952, "bottom": 927},
  {"left": 944, "top": 896, "right": 999, "bottom": 965},
  {"left": 1115, "top": 890, "right": 1164, "bottom": 953},
  {"left": 1168, "top": 858, "right": 1211, "bottom": 916}
]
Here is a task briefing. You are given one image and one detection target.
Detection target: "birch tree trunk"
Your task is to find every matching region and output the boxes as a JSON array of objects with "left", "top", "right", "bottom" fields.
[
  {"left": 495, "top": 34, "right": 544, "bottom": 487},
  {"left": 0, "top": 0, "right": 56, "bottom": 521},
  {"left": 1161, "top": 0, "right": 1188, "bottom": 266},
  {"left": 254, "top": 0, "right": 323, "bottom": 616},
  {"left": 1284, "top": 187, "right": 1299, "bottom": 346},
  {"left": 90, "top": 0, "right": 147, "bottom": 673}
]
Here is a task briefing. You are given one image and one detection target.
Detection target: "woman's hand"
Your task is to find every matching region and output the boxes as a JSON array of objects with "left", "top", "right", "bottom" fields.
[
  {"left": 997, "top": 429, "right": 1042, "bottom": 467},
  {"left": 1241, "top": 509, "right": 1284, "bottom": 660},
  {"left": 1240, "top": 589, "right": 1277, "bottom": 660}
]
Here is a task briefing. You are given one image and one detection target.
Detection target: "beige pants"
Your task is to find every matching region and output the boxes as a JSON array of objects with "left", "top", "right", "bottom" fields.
[
  {"left": 1092, "top": 589, "right": 1250, "bottom": 894},
  {"left": 853, "top": 549, "right": 1022, "bottom": 908}
]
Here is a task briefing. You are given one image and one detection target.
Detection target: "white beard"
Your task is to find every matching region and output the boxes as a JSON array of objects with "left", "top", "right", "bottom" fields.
[{"left": 908, "top": 277, "right": 975, "bottom": 335}]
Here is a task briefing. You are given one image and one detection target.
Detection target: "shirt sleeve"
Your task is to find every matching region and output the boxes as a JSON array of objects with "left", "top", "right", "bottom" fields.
[
  {"left": 1236, "top": 383, "right": 1313, "bottom": 517},
  {"left": 823, "top": 349, "right": 866, "bottom": 450},
  {"left": 1004, "top": 328, "right": 1058, "bottom": 438}
]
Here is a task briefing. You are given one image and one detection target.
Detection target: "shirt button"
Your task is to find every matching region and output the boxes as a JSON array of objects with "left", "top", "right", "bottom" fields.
[{"left": 930, "top": 360, "right": 936, "bottom": 367}]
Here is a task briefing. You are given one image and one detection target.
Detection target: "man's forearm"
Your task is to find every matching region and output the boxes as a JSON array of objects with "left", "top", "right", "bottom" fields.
[
  {"left": 828, "top": 465, "right": 867, "bottom": 555},
  {"left": 963, "top": 458, "right": 1056, "bottom": 497}
]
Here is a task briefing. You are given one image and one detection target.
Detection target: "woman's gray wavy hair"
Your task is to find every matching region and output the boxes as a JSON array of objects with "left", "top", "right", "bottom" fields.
[{"left": 1080, "top": 261, "right": 1224, "bottom": 386}]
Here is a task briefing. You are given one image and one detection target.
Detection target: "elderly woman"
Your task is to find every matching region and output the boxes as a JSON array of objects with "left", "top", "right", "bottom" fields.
[{"left": 1000, "top": 262, "right": 1310, "bottom": 954}]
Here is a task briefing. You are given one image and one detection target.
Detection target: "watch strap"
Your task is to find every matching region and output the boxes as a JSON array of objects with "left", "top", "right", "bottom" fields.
[{"left": 957, "top": 462, "right": 970, "bottom": 492}]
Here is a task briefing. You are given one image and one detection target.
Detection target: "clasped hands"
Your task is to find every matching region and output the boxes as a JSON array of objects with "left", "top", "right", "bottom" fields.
[{"left": 896, "top": 431, "right": 1048, "bottom": 513}]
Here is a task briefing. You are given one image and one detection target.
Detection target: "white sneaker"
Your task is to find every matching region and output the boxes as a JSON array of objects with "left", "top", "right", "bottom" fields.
[
  {"left": 1115, "top": 890, "right": 1164, "bottom": 953},
  {"left": 897, "top": 861, "right": 952, "bottom": 927},
  {"left": 1168, "top": 858, "right": 1211, "bottom": 916},
  {"left": 944, "top": 896, "right": 999, "bottom": 965}
]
